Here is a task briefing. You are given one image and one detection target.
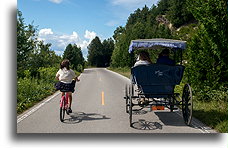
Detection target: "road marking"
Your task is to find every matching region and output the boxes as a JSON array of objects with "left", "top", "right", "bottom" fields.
[
  {"left": 175, "top": 110, "right": 211, "bottom": 133},
  {"left": 191, "top": 119, "right": 211, "bottom": 133},
  {"left": 17, "top": 92, "right": 60, "bottom": 124},
  {"left": 101, "top": 91, "right": 105, "bottom": 105}
]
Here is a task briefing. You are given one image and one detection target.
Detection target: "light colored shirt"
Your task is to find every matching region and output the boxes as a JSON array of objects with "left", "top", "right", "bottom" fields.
[
  {"left": 134, "top": 60, "right": 150, "bottom": 67},
  {"left": 56, "top": 68, "right": 76, "bottom": 83}
]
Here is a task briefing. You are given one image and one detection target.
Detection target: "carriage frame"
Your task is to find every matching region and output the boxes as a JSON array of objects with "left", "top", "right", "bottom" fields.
[{"left": 124, "top": 38, "right": 193, "bottom": 127}]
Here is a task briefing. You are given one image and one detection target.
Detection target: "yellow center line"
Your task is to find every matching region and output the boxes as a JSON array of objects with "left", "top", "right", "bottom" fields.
[{"left": 101, "top": 91, "right": 105, "bottom": 105}]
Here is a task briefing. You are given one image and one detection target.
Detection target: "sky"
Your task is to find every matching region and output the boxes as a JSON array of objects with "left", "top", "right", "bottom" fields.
[
  {"left": 1, "top": 1, "right": 228, "bottom": 147},
  {"left": 18, "top": 0, "right": 160, "bottom": 58}
]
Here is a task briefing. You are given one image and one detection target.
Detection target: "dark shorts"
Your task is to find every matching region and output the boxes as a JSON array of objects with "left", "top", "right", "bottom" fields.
[{"left": 55, "top": 80, "right": 76, "bottom": 93}]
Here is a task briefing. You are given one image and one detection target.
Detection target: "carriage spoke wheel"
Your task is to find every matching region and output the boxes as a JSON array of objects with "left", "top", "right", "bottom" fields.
[
  {"left": 129, "top": 96, "right": 133, "bottom": 127},
  {"left": 125, "top": 84, "right": 129, "bottom": 113},
  {"left": 182, "top": 84, "right": 193, "bottom": 125},
  {"left": 129, "top": 84, "right": 134, "bottom": 127}
]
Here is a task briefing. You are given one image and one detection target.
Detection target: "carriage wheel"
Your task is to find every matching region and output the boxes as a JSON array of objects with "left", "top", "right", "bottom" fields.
[
  {"left": 129, "top": 96, "right": 133, "bottom": 127},
  {"left": 182, "top": 84, "right": 193, "bottom": 125},
  {"left": 129, "top": 84, "right": 134, "bottom": 127},
  {"left": 125, "top": 84, "right": 129, "bottom": 113}
]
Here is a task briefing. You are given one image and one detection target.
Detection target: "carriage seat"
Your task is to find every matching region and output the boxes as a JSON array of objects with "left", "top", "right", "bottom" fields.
[{"left": 131, "top": 64, "right": 185, "bottom": 96}]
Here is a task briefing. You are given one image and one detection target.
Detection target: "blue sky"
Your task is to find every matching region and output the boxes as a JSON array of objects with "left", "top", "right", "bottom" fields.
[{"left": 18, "top": 0, "right": 159, "bottom": 58}]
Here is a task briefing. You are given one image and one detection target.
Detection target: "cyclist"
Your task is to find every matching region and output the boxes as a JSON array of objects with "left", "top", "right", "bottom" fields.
[{"left": 55, "top": 59, "right": 80, "bottom": 114}]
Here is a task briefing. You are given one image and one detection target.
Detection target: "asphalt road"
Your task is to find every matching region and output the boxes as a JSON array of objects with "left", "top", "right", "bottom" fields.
[{"left": 17, "top": 68, "right": 217, "bottom": 133}]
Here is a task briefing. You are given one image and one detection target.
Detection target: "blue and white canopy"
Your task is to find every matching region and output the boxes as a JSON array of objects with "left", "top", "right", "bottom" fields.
[{"left": 129, "top": 38, "right": 187, "bottom": 53}]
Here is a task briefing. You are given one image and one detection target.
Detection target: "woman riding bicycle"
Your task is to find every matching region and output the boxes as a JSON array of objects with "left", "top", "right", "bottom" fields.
[{"left": 55, "top": 59, "right": 80, "bottom": 114}]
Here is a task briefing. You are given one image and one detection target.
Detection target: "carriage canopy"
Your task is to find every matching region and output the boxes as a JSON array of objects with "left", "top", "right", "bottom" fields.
[{"left": 129, "top": 38, "right": 187, "bottom": 53}]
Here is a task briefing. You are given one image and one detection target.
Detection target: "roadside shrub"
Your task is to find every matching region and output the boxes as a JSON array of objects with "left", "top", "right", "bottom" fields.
[
  {"left": 77, "top": 64, "right": 83, "bottom": 72},
  {"left": 17, "top": 67, "right": 58, "bottom": 114},
  {"left": 195, "top": 86, "right": 228, "bottom": 102},
  {"left": 38, "top": 67, "right": 58, "bottom": 82}
]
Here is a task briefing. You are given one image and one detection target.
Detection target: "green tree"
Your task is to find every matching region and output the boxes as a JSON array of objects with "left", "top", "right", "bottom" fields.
[
  {"left": 17, "top": 10, "right": 37, "bottom": 77},
  {"left": 156, "top": 0, "right": 170, "bottom": 15},
  {"left": 87, "top": 36, "right": 104, "bottom": 67},
  {"left": 29, "top": 41, "right": 61, "bottom": 76},
  {"left": 111, "top": 33, "right": 131, "bottom": 67},
  {"left": 113, "top": 26, "right": 125, "bottom": 41},
  {"left": 167, "top": 0, "right": 194, "bottom": 28},
  {"left": 102, "top": 38, "right": 114, "bottom": 67},
  {"left": 63, "top": 43, "right": 84, "bottom": 71},
  {"left": 130, "top": 22, "right": 145, "bottom": 39},
  {"left": 186, "top": 0, "right": 228, "bottom": 99}
]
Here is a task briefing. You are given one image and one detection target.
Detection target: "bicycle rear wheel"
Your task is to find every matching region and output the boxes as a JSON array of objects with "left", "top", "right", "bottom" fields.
[{"left": 60, "top": 97, "right": 66, "bottom": 122}]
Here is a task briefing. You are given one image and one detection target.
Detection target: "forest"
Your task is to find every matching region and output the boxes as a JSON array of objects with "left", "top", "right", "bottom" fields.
[
  {"left": 88, "top": 0, "right": 227, "bottom": 103},
  {"left": 17, "top": 0, "right": 227, "bottom": 132}
]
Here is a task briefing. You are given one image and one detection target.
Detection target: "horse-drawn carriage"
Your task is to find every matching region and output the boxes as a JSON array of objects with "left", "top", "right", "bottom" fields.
[{"left": 124, "top": 39, "right": 193, "bottom": 127}]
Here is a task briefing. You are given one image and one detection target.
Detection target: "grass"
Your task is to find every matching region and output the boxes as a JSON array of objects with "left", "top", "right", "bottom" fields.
[
  {"left": 193, "top": 99, "right": 227, "bottom": 133},
  {"left": 108, "top": 67, "right": 131, "bottom": 78},
  {"left": 108, "top": 67, "right": 228, "bottom": 133},
  {"left": 17, "top": 77, "right": 57, "bottom": 114}
]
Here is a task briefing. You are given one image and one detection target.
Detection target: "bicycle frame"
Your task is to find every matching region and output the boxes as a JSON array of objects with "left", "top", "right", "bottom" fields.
[{"left": 60, "top": 92, "right": 69, "bottom": 108}]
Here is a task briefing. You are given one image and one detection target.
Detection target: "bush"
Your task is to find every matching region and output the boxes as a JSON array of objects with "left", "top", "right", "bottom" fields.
[
  {"left": 38, "top": 67, "right": 58, "bottom": 82},
  {"left": 17, "top": 67, "right": 58, "bottom": 114},
  {"left": 195, "top": 86, "right": 228, "bottom": 102},
  {"left": 77, "top": 64, "right": 83, "bottom": 72}
]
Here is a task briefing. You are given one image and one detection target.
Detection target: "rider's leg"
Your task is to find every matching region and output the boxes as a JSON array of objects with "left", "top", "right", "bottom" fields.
[{"left": 67, "top": 92, "right": 72, "bottom": 108}]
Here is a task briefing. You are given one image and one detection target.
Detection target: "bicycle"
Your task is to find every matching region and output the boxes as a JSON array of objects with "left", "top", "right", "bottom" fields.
[
  {"left": 60, "top": 92, "right": 69, "bottom": 122},
  {"left": 56, "top": 79, "right": 77, "bottom": 122}
]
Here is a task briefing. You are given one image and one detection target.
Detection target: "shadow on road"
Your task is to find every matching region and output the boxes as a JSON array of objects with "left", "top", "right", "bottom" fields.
[
  {"left": 132, "top": 119, "right": 163, "bottom": 130},
  {"left": 63, "top": 112, "right": 110, "bottom": 124},
  {"left": 132, "top": 109, "right": 148, "bottom": 115},
  {"left": 130, "top": 109, "right": 163, "bottom": 130},
  {"left": 154, "top": 111, "right": 186, "bottom": 126}
]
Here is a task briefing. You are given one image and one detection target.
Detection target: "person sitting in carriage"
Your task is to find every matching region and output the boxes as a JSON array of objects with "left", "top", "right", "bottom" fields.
[
  {"left": 134, "top": 51, "right": 152, "bottom": 67},
  {"left": 156, "top": 48, "right": 175, "bottom": 65},
  {"left": 133, "top": 51, "right": 152, "bottom": 106}
]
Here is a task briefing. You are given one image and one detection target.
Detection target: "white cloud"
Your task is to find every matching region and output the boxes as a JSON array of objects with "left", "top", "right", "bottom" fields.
[
  {"left": 49, "top": 0, "right": 63, "bottom": 4},
  {"left": 84, "top": 30, "right": 96, "bottom": 41},
  {"left": 79, "top": 40, "right": 90, "bottom": 50},
  {"left": 59, "top": 31, "right": 79, "bottom": 42},
  {"left": 39, "top": 28, "right": 53, "bottom": 36},
  {"left": 38, "top": 28, "right": 97, "bottom": 59}
]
